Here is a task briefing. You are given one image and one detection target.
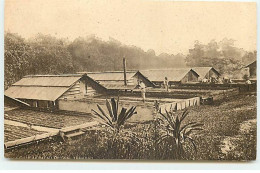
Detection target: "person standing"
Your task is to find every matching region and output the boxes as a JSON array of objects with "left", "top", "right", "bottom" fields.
[
  {"left": 217, "top": 77, "right": 223, "bottom": 84},
  {"left": 164, "top": 77, "right": 169, "bottom": 92},
  {"left": 246, "top": 79, "right": 252, "bottom": 84},
  {"left": 140, "top": 81, "right": 146, "bottom": 102}
]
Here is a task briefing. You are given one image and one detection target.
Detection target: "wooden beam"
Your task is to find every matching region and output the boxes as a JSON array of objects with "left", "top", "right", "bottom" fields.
[{"left": 123, "top": 58, "right": 127, "bottom": 86}]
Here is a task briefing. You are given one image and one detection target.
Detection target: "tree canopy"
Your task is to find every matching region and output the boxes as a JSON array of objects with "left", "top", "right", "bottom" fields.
[
  {"left": 4, "top": 32, "right": 256, "bottom": 89},
  {"left": 185, "top": 39, "right": 256, "bottom": 77}
]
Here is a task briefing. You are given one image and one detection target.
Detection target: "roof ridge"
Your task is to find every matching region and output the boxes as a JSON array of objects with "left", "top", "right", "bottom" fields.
[
  {"left": 140, "top": 68, "right": 191, "bottom": 71},
  {"left": 24, "top": 74, "right": 83, "bottom": 77},
  {"left": 192, "top": 67, "right": 213, "bottom": 68},
  {"left": 78, "top": 71, "right": 137, "bottom": 74}
]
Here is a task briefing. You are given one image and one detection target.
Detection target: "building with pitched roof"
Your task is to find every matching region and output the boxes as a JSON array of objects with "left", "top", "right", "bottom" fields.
[
  {"left": 4, "top": 74, "right": 106, "bottom": 110},
  {"left": 245, "top": 60, "right": 256, "bottom": 79},
  {"left": 140, "top": 68, "right": 199, "bottom": 86},
  {"left": 78, "top": 71, "right": 155, "bottom": 90},
  {"left": 192, "top": 67, "right": 220, "bottom": 81}
]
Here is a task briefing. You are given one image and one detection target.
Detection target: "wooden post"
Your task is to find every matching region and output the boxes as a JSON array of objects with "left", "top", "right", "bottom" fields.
[{"left": 123, "top": 58, "right": 127, "bottom": 86}]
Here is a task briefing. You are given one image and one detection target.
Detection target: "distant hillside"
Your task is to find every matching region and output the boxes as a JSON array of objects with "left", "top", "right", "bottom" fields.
[
  {"left": 4, "top": 33, "right": 186, "bottom": 89},
  {"left": 68, "top": 36, "right": 187, "bottom": 72},
  {"left": 4, "top": 32, "right": 256, "bottom": 89}
]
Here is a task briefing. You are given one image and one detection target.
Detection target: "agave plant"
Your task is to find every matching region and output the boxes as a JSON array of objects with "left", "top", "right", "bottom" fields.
[
  {"left": 157, "top": 108, "right": 203, "bottom": 159},
  {"left": 91, "top": 97, "right": 137, "bottom": 133}
]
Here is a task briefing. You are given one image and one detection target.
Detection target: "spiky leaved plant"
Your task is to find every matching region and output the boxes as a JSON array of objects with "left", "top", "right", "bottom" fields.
[
  {"left": 91, "top": 97, "right": 137, "bottom": 133},
  {"left": 157, "top": 108, "right": 203, "bottom": 159},
  {"left": 91, "top": 97, "right": 137, "bottom": 159},
  {"left": 152, "top": 100, "right": 160, "bottom": 159}
]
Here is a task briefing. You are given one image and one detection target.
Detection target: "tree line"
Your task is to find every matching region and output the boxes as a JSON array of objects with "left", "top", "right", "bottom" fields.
[
  {"left": 4, "top": 32, "right": 256, "bottom": 89},
  {"left": 186, "top": 39, "right": 256, "bottom": 78}
]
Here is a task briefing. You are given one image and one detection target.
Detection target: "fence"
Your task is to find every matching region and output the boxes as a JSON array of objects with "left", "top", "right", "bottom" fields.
[
  {"left": 173, "top": 83, "right": 256, "bottom": 92},
  {"left": 58, "top": 96, "right": 201, "bottom": 122}
]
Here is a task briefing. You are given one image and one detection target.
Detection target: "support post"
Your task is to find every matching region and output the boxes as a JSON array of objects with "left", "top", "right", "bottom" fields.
[{"left": 123, "top": 58, "right": 127, "bottom": 86}]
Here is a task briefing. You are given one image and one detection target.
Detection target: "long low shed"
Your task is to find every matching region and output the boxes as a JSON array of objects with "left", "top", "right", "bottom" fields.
[
  {"left": 5, "top": 74, "right": 106, "bottom": 110},
  {"left": 192, "top": 67, "right": 220, "bottom": 81},
  {"left": 78, "top": 71, "right": 156, "bottom": 90},
  {"left": 140, "top": 68, "right": 199, "bottom": 86}
]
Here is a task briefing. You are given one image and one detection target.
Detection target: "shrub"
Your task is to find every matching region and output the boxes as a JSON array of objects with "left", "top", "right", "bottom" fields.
[
  {"left": 156, "top": 108, "right": 203, "bottom": 159},
  {"left": 91, "top": 97, "right": 138, "bottom": 158},
  {"left": 91, "top": 97, "right": 137, "bottom": 133}
]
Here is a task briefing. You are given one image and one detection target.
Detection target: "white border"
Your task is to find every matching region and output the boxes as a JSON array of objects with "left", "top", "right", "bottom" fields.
[{"left": 0, "top": 0, "right": 259, "bottom": 170}]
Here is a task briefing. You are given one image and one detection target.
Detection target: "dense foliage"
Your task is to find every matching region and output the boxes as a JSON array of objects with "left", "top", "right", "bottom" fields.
[
  {"left": 185, "top": 39, "right": 256, "bottom": 77},
  {"left": 68, "top": 36, "right": 187, "bottom": 72},
  {"left": 5, "top": 33, "right": 33, "bottom": 88},
  {"left": 4, "top": 33, "right": 74, "bottom": 89},
  {"left": 4, "top": 32, "right": 256, "bottom": 89}
]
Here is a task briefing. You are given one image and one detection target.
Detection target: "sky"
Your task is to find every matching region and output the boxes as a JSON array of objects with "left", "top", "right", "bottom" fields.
[{"left": 4, "top": 0, "right": 257, "bottom": 55}]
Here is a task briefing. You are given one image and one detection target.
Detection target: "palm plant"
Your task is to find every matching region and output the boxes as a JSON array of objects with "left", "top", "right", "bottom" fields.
[
  {"left": 157, "top": 107, "right": 203, "bottom": 159},
  {"left": 91, "top": 97, "right": 137, "bottom": 133}
]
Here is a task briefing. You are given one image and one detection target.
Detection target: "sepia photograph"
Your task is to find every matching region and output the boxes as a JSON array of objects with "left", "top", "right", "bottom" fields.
[{"left": 3, "top": 0, "right": 257, "bottom": 161}]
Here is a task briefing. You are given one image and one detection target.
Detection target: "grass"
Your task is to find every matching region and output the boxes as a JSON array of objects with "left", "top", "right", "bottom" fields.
[
  {"left": 185, "top": 94, "right": 256, "bottom": 160},
  {"left": 5, "top": 94, "right": 256, "bottom": 160}
]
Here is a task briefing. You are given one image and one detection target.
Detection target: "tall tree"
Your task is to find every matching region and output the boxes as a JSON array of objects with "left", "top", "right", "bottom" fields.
[
  {"left": 4, "top": 33, "right": 32, "bottom": 89},
  {"left": 185, "top": 38, "right": 254, "bottom": 76},
  {"left": 28, "top": 34, "right": 74, "bottom": 74}
]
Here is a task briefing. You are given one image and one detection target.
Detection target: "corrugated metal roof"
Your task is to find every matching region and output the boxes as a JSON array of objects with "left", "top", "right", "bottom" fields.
[
  {"left": 101, "top": 84, "right": 136, "bottom": 90},
  {"left": 84, "top": 71, "right": 137, "bottom": 81},
  {"left": 78, "top": 71, "right": 156, "bottom": 88},
  {"left": 192, "top": 67, "right": 219, "bottom": 78},
  {"left": 5, "top": 86, "right": 69, "bottom": 101},
  {"left": 13, "top": 75, "right": 82, "bottom": 87},
  {"left": 5, "top": 74, "right": 86, "bottom": 101},
  {"left": 140, "top": 68, "right": 195, "bottom": 82}
]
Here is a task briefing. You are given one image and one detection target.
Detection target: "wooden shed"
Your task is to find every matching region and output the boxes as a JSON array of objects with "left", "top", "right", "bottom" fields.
[
  {"left": 192, "top": 67, "right": 220, "bottom": 81},
  {"left": 78, "top": 71, "right": 155, "bottom": 90},
  {"left": 245, "top": 61, "right": 256, "bottom": 79},
  {"left": 140, "top": 68, "right": 199, "bottom": 86},
  {"left": 4, "top": 74, "right": 106, "bottom": 110}
]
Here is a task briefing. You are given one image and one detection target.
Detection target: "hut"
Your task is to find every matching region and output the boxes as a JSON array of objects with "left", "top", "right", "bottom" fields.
[
  {"left": 192, "top": 67, "right": 220, "bottom": 81},
  {"left": 140, "top": 68, "right": 199, "bottom": 86},
  {"left": 4, "top": 74, "right": 106, "bottom": 110},
  {"left": 78, "top": 71, "right": 155, "bottom": 90},
  {"left": 245, "top": 60, "right": 256, "bottom": 79}
]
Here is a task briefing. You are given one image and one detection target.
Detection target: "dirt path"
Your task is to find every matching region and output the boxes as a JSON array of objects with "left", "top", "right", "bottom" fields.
[
  {"left": 220, "top": 118, "right": 257, "bottom": 155},
  {"left": 240, "top": 119, "right": 256, "bottom": 133}
]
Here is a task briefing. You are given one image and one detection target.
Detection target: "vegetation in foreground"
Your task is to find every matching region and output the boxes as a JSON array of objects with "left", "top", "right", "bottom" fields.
[{"left": 5, "top": 94, "right": 256, "bottom": 160}]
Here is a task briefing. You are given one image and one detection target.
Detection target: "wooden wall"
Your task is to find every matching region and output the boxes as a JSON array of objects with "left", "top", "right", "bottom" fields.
[
  {"left": 181, "top": 71, "right": 198, "bottom": 83},
  {"left": 207, "top": 69, "right": 220, "bottom": 79},
  {"left": 60, "top": 78, "right": 99, "bottom": 100},
  {"left": 133, "top": 73, "right": 155, "bottom": 87},
  {"left": 248, "top": 62, "right": 256, "bottom": 78},
  {"left": 60, "top": 81, "right": 81, "bottom": 99}
]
